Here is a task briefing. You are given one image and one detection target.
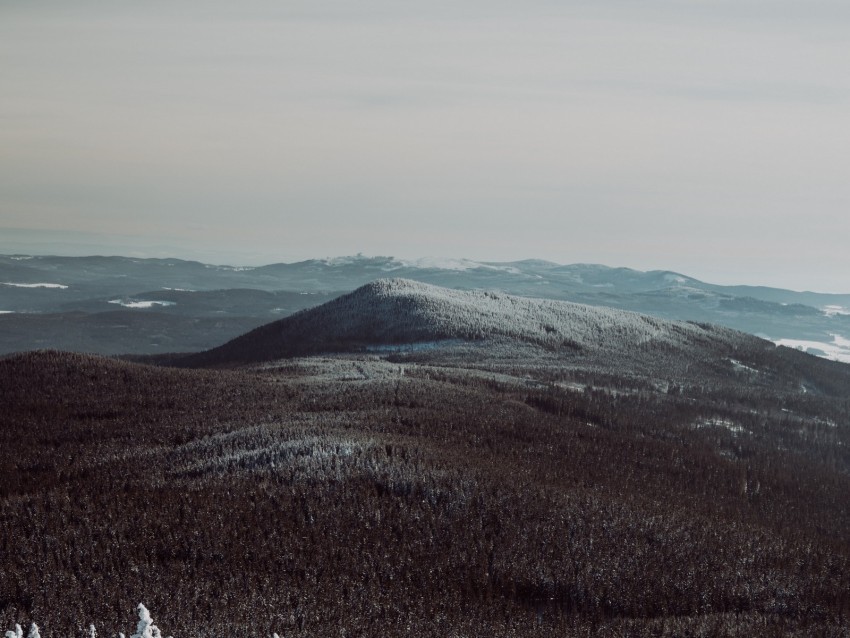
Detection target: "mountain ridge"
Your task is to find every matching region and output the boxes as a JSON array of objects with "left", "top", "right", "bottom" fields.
[{"left": 177, "top": 278, "right": 764, "bottom": 369}]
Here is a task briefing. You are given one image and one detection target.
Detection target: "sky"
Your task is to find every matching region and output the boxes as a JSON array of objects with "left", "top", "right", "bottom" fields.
[{"left": 2, "top": 1, "right": 850, "bottom": 292}]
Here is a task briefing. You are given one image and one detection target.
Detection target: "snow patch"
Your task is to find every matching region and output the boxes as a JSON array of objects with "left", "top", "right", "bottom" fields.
[
  {"left": 108, "top": 300, "right": 176, "bottom": 309},
  {"left": 730, "top": 359, "right": 758, "bottom": 374},
  {"left": 694, "top": 417, "right": 747, "bottom": 434},
  {"left": 384, "top": 257, "right": 523, "bottom": 274},
  {"left": 204, "top": 264, "right": 255, "bottom": 272},
  {"left": 823, "top": 305, "right": 850, "bottom": 317},
  {"left": 773, "top": 335, "right": 850, "bottom": 364},
  {"left": 162, "top": 287, "right": 194, "bottom": 292},
  {"left": 320, "top": 256, "right": 364, "bottom": 267},
  {"left": 0, "top": 311, "right": 14, "bottom": 314},
  {"left": 557, "top": 381, "right": 587, "bottom": 393},
  {"left": 2, "top": 282, "right": 68, "bottom": 289},
  {"left": 833, "top": 334, "right": 850, "bottom": 348}
]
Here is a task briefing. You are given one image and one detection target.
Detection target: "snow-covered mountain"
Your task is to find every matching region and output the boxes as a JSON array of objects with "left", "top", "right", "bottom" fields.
[{"left": 178, "top": 278, "right": 764, "bottom": 369}]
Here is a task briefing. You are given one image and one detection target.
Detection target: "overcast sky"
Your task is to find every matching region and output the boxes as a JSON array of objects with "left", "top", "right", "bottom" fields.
[{"left": 2, "top": 1, "right": 849, "bottom": 291}]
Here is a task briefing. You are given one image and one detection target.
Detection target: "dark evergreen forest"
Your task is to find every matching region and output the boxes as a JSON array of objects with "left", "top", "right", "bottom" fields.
[{"left": 2, "top": 340, "right": 849, "bottom": 636}]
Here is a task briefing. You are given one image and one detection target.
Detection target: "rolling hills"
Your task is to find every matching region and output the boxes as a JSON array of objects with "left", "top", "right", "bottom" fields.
[
  {"left": 2, "top": 254, "right": 849, "bottom": 360},
  {"left": 2, "top": 276, "right": 850, "bottom": 636}
]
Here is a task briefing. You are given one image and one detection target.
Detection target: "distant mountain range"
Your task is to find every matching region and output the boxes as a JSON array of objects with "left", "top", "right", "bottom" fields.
[{"left": 1, "top": 254, "right": 849, "bottom": 361}]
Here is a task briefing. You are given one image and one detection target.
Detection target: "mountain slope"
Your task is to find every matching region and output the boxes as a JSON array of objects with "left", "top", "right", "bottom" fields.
[
  {"left": 178, "top": 278, "right": 761, "bottom": 368},
  {"left": 3, "top": 347, "right": 849, "bottom": 636}
]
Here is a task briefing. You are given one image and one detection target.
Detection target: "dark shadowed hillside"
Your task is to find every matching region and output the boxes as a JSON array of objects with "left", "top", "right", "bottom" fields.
[{"left": 1, "top": 347, "right": 849, "bottom": 636}]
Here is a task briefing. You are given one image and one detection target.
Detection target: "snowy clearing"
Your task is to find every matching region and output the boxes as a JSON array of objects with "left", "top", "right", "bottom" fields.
[
  {"left": 773, "top": 335, "right": 850, "bottom": 364},
  {"left": 730, "top": 359, "right": 759, "bottom": 374},
  {"left": 0, "top": 310, "right": 14, "bottom": 314},
  {"left": 694, "top": 417, "right": 747, "bottom": 434},
  {"left": 108, "top": 300, "right": 176, "bottom": 309},
  {"left": 2, "top": 282, "right": 68, "bottom": 289},
  {"left": 823, "top": 305, "right": 850, "bottom": 317},
  {"left": 383, "top": 257, "right": 522, "bottom": 274},
  {"left": 204, "top": 264, "right": 255, "bottom": 271}
]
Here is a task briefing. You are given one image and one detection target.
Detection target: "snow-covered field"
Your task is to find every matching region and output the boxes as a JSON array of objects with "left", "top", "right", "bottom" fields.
[
  {"left": 2, "top": 282, "right": 68, "bottom": 289},
  {"left": 108, "top": 300, "right": 176, "bottom": 309},
  {"left": 773, "top": 334, "right": 850, "bottom": 364},
  {"left": 379, "top": 257, "right": 523, "bottom": 274},
  {"left": 823, "top": 305, "right": 850, "bottom": 317},
  {"left": 730, "top": 359, "right": 759, "bottom": 374}
]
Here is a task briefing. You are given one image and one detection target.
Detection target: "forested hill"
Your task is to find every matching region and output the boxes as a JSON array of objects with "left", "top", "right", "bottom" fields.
[{"left": 176, "top": 278, "right": 759, "bottom": 367}]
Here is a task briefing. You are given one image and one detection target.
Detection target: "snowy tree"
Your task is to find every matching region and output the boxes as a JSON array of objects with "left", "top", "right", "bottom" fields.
[
  {"left": 26, "top": 625, "right": 39, "bottom": 638},
  {"left": 4, "top": 624, "right": 22, "bottom": 638},
  {"left": 130, "top": 604, "right": 162, "bottom": 638}
]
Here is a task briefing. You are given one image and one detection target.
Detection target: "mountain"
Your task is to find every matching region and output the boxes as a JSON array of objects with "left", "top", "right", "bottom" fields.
[
  {"left": 2, "top": 254, "right": 849, "bottom": 360},
  {"left": 172, "top": 279, "right": 850, "bottom": 416},
  {"left": 175, "top": 278, "right": 751, "bottom": 367}
]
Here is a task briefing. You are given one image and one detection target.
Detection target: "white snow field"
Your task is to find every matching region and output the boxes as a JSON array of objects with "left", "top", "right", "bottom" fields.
[
  {"left": 823, "top": 305, "right": 850, "bottom": 317},
  {"left": 2, "top": 282, "right": 68, "bottom": 289},
  {"left": 108, "top": 300, "right": 177, "bottom": 309},
  {"left": 773, "top": 334, "right": 850, "bottom": 363}
]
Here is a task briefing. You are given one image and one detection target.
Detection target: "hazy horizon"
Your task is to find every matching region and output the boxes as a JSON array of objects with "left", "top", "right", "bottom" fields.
[
  {"left": 2, "top": 227, "right": 849, "bottom": 294},
  {"left": 3, "top": 1, "right": 849, "bottom": 293}
]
